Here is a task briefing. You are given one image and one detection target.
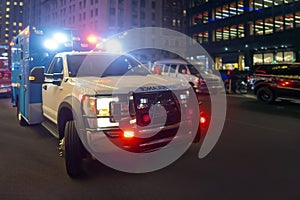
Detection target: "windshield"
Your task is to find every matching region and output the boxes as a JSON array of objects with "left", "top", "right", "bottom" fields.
[{"left": 67, "top": 54, "right": 150, "bottom": 77}]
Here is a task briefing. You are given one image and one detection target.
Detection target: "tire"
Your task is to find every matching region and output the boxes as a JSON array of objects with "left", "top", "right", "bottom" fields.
[
  {"left": 16, "top": 100, "right": 28, "bottom": 126},
  {"left": 64, "top": 120, "right": 85, "bottom": 177},
  {"left": 256, "top": 86, "right": 276, "bottom": 104}
]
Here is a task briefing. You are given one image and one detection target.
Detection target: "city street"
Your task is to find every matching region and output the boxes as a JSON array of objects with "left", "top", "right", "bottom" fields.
[{"left": 0, "top": 94, "right": 300, "bottom": 200}]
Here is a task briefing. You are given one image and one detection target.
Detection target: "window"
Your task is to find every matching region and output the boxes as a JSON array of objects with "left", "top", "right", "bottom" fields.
[
  {"left": 284, "top": 51, "right": 295, "bottom": 62},
  {"left": 230, "top": 25, "right": 237, "bottom": 39},
  {"left": 223, "top": 27, "right": 229, "bottom": 40},
  {"left": 229, "top": 2, "right": 237, "bottom": 16},
  {"left": 254, "top": 0, "right": 263, "bottom": 10},
  {"left": 255, "top": 19, "right": 264, "bottom": 35},
  {"left": 264, "top": 0, "right": 272, "bottom": 8},
  {"left": 237, "top": 1, "right": 244, "bottom": 15},
  {"left": 275, "top": 16, "right": 284, "bottom": 31},
  {"left": 274, "top": 0, "right": 283, "bottom": 6},
  {"left": 263, "top": 53, "right": 274, "bottom": 63},
  {"left": 238, "top": 24, "right": 244, "bottom": 38},
  {"left": 178, "top": 65, "right": 188, "bottom": 74},
  {"left": 296, "top": 12, "right": 300, "bottom": 28},
  {"left": 285, "top": 13, "right": 294, "bottom": 30},
  {"left": 253, "top": 54, "right": 263, "bottom": 64},
  {"left": 67, "top": 55, "right": 149, "bottom": 77},
  {"left": 264, "top": 18, "right": 273, "bottom": 34},
  {"left": 216, "top": 28, "right": 222, "bottom": 41},
  {"left": 48, "top": 57, "right": 63, "bottom": 74}
]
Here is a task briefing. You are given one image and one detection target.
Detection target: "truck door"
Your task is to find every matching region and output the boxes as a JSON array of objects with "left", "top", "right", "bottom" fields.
[{"left": 42, "top": 57, "right": 65, "bottom": 123}]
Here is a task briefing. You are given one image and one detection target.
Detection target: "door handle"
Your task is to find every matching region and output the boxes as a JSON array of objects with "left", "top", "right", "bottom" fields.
[{"left": 43, "top": 85, "right": 47, "bottom": 90}]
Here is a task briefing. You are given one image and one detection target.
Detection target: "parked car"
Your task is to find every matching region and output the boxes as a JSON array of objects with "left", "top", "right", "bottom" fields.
[
  {"left": 0, "top": 58, "right": 12, "bottom": 97},
  {"left": 153, "top": 59, "right": 224, "bottom": 94},
  {"left": 248, "top": 63, "right": 300, "bottom": 103}
]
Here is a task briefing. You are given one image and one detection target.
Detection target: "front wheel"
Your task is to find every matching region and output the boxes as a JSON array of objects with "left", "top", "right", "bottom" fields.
[
  {"left": 64, "top": 120, "right": 85, "bottom": 178},
  {"left": 256, "top": 86, "right": 276, "bottom": 104}
]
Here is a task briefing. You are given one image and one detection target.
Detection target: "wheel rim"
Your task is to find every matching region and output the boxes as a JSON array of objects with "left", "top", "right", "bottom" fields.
[{"left": 260, "top": 88, "right": 273, "bottom": 102}]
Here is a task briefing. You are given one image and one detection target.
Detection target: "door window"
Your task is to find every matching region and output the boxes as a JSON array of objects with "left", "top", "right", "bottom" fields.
[{"left": 48, "top": 57, "right": 63, "bottom": 74}]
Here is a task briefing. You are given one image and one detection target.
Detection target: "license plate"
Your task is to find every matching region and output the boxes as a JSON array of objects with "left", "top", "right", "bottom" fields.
[{"left": 0, "top": 89, "right": 7, "bottom": 93}]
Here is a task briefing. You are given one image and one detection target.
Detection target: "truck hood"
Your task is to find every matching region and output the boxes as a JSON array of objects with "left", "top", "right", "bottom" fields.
[{"left": 72, "top": 74, "right": 190, "bottom": 95}]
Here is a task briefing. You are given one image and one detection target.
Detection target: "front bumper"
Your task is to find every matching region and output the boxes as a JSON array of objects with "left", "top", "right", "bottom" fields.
[{"left": 83, "top": 119, "right": 198, "bottom": 153}]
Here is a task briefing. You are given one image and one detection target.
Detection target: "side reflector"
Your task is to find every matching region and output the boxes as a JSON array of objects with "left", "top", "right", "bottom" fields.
[
  {"left": 123, "top": 131, "right": 134, "bottom": 138},
  {"left": 28, "top": 76, "right": 35, "bottom": 81}
]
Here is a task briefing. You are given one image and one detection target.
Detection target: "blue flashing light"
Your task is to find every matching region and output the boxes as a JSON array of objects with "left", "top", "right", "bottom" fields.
[
  {"left": 44, "top": 39, "right": 59, "bottom": 50},
  {"left": 53, "top": 33, "right": 68, "bottom": 43}
]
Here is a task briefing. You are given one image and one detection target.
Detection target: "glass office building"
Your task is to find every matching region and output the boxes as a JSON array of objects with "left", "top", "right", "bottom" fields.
[{"left": 186, "top": 0, "right": 300, "bottom": 70}]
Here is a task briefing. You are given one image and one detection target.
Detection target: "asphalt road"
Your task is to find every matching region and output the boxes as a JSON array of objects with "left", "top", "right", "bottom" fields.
[{"left": 0, "top": 94, "right": 299, "bottom": 200}]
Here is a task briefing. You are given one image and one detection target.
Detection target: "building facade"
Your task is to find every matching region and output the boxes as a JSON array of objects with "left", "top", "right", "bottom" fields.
[
  {"left": 0, "top": 0, "right": 25, "bottom": 57},
  {"left": 186, "top": 0, "right": 300, "bottom": 70},
  {"left": 38, "top": 0, "right": 184, "bottom": 37}
]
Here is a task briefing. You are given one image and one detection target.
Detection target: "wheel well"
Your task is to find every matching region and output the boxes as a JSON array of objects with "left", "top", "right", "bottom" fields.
[
  {"left": 58, "top": 106, "right": 73, "bottom": 140},
  {"left": 254, "top": 83, "right": 273, "bottom": 95}
]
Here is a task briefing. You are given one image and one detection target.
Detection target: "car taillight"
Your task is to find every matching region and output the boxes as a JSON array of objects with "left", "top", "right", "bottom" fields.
[{"left": 247, "top": 76, "right": 251, "bottom": 83}]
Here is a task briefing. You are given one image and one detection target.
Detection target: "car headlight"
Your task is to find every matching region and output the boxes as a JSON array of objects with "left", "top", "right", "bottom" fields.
[{"left": 82, "top": 95, "right": 132, "bottom": 128}]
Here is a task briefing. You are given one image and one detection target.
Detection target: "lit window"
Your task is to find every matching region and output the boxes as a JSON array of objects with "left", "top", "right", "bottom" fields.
[
  {"left": 285, "top": 13, "right": 294, "bottom": 30},
  {"left": 295, "top": 12, "right": 300, "bottom": 28},
  {"left": 238, "top": 24, "right": 245, "bottom": 38},
  {"left": 253, "top": 54, "right": 263, "bottom": 64},
  {"left": 215, "top": 7, "right": 222, "bottom": 20},
  {"left": 6, "top": 2, "right": 10, "bottom": 5},
  {"left": 5, "top": 21, "right": 9, "bottom": 24},
  {"left": 263, "top": 53, "right": 274, "bottom": 63},
  {"left": 6, "top": 8, "right": 10, "bottom": 11},
  {"left": 13, "top": 22, "right": 16, "bottom": 26},
  {"left": 14, "top": 2, "right": 17, "bottom": 5},
  {"left": 20, "top": 2, "right": 23, "bottom": 6},
  {"left": 264, "top": 0, "right": 272, "bottom": 8},
  {"left": 274, "top": 0, "right": 283, "bottom": 6},
  {"left": 283, "top": 51, "right": 294, "bottom": 62},
  {"left": 203, "top": 11, "right": 208, "bottom": 23},
  {"left": 223, "top": 27, "right": 230, "bottom": 40},
  {"left": 222, "top": 4, "right": 229, "bottom": 18},
  {"left": 229, "top": 2, "right": 237, "bottom": 16},
  {"left": 172, "top": 19, "right": 176, "bottom": 26},
  {"left": 6, "top": 15, "right": 10, "bottom": 18},
  {"left": 237, "top": 1, "right": 244, "bottom": 15},
  {"left": 275, "top": 16, "right": 284, "bottom": 31},
  {"left": 264, "top": 18, "right": 273, "bottom": 34},
  {"left": 255, "top": 20, "right": 264, "bottom": 35},
  {"left": 230, "top": 25, "right": 237, "bottom": 39},
  {"left": 216, "top": 28, "right": 222, "bottom": 41},
  {"left": 254, "top": 0, "right": 263, "bottom": 10},
  {"left": 276, "top": 52, "right": 283, "bottom": 62},
  {"left": 204, "top": 31, "right": 209, "bottom": 42}
]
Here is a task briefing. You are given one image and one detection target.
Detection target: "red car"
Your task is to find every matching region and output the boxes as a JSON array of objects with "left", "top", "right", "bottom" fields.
[{"left": 0, "top": 58, "right": 12, "bottom": 97}]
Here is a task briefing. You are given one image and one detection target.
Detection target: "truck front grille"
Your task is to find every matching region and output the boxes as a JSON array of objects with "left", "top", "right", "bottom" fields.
[{"left": 133, "top": 91, "right": 181, "bottom": 127}]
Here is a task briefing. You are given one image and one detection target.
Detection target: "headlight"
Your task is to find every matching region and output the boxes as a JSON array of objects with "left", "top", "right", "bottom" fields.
[
  {"left": 82, "top": 95, "right": 131, "bottom": 128},
  {"left": 83, "top": 96, "right": 119, "bottom": 116}
]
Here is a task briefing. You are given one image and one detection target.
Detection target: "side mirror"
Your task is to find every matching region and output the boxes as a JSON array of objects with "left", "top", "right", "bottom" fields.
[{"left": 29, "top": 66, "right": 45, "bottom": 84}]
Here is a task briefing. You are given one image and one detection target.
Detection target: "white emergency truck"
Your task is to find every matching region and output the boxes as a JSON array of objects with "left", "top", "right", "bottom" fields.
[{"left": 26, "top": 50, "right": 201, "bottom": 177}]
